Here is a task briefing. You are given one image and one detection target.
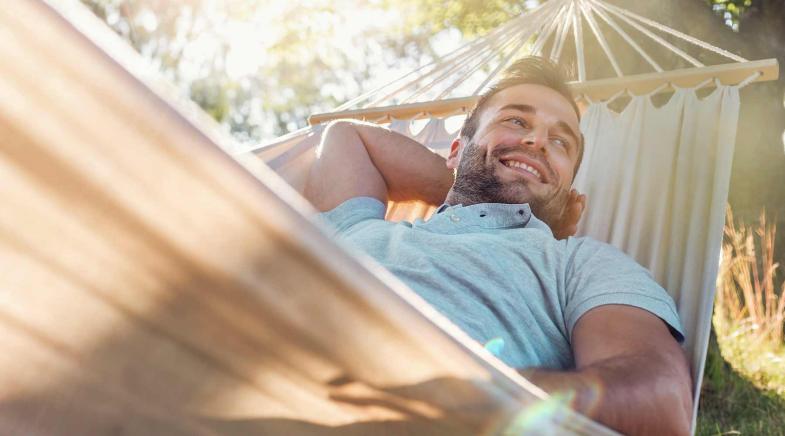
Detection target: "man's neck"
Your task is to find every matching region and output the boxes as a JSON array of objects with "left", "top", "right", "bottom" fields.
[
  {"left": 444, "top": 189, "right": 483, "bottom": 208},
  {"left": 444, "top": 187, "right": 529, "bottom": 208}
]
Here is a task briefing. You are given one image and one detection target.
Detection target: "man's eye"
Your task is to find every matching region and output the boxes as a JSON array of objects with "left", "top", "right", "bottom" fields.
[
  {"left": 505, "top": 117, "right": 528, "bottom": 128},
  {"left": 551, "top": 137, "right": 567, "bottom": 148}
]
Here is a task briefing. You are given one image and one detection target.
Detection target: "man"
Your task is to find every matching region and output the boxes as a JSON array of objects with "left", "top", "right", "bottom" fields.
[{"left": 305, "top": 57, "right": 692, "bottom": 435}]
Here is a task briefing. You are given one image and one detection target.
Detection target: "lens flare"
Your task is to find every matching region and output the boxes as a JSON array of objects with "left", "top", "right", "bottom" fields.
[
  {"left": 502, "top": 380, "right": 605, "bottom": 433},
  {"left": 483, "top": 337, "right": 505, "bottom": 357}
]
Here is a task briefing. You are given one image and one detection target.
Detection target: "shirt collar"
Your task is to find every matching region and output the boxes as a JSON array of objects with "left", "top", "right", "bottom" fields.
[{"left": 434, "top": 202, "right": 552, "bottom": 231}]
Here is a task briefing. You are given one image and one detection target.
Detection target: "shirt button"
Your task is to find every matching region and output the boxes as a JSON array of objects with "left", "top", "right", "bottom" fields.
[{"left": 450, "top": 214, "right": 461, "bottom": 223}]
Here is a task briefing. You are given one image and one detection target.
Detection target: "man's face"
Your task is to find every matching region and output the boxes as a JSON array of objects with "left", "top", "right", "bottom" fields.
[{"left": 446, "top": 83, "right": 582, "bottom": 224}]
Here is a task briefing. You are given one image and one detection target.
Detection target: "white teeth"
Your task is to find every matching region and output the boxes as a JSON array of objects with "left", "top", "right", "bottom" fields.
[{"left": 503, "top": 160, "right": 541, "bottom": 179}]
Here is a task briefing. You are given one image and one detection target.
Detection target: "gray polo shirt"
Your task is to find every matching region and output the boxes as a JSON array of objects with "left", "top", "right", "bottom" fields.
[{"left": 319, "top": 197, "right": 683, "bottom": 369}]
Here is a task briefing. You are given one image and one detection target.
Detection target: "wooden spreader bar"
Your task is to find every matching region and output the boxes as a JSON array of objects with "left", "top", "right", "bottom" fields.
[{"left": 309, "top": 58, "right": 778, "bottom": 125}]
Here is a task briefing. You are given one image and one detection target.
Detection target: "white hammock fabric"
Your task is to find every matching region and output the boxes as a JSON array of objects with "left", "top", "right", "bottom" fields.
[
  {"left": 252, "top": 85, "right": 741, "bottom": 430},
  {"left": 574, "top": 85, "right": 740, "bottom": 426}
]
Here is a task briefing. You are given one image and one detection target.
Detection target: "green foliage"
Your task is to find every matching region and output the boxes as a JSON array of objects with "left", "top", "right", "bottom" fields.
[
  {"left": 388, "top": 0, "right": 531, "bottom": 38},
  {"left": 697, "top": 333, "right": 785, "bottom": 435},
  {"left": 706, "top": 0, "right": 754, "bottom": 31},
  {"left": 718, "top": 208, "right": 785, "bottom": 347},
  {"left": 81, "top": 0, "right": 416, "bottom": 144},
  {"left": 699, "top": 208, "right": 785, "bottom": 435}
]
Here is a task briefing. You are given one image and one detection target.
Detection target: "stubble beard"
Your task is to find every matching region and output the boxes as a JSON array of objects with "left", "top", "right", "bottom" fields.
[{"left": 447, "top": 141, "right": 570, "bottom": 227}]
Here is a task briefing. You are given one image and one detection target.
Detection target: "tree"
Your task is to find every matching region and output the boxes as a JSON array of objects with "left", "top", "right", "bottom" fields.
[{"left": 81, "top": 0, "right": 426, "bottom": 144}]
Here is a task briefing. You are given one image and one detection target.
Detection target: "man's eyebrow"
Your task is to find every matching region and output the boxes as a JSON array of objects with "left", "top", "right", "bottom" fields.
[
  {"left": 555, "top": 120, "right": 580, "bottom": 145},
  {"left": 499, "top": 104, "right": 536, "bottom": 114}
]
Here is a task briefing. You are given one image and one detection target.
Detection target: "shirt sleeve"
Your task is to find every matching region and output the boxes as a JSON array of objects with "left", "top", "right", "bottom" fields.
[
  {"left": 317, "top": 196, "right": 387, "bottom": 236},
  {"left": 564, "top": 238, "right": 685, "bottom": 343}
]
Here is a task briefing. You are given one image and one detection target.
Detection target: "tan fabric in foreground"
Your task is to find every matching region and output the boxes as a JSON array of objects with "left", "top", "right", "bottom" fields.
[{"left": 0, "top": 1, "right": 614, "bottom": 435}]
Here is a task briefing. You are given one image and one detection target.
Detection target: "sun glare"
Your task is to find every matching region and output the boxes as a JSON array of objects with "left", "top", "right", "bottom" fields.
[{"left": 184, "top": 1, "right": 443, "bottom": 102}]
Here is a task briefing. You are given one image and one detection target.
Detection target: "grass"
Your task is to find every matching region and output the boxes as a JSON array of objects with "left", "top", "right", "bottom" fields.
[
  {"left": 696, "top": 208, "right": 785, "bottom": 435},
  {"left": 697, "top": 331, "right": 785, "bottom": 435}
]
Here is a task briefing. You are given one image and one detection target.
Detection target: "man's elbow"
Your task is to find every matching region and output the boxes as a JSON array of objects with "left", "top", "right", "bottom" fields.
[
  {"left": 325, "top": 118, "right": 359, "bottom": 131},
  {"left": 321, "top": 119, "right": 360, "bottom": 148},
  {"left": 655, "top": 387, "right": 692, "bottom": 436},
  {"left": 649, "top": 362, "right": 693, "bottom": 436}
]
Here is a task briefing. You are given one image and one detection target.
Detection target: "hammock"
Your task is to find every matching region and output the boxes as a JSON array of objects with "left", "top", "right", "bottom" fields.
[
  {"left": 248, "top": 0, "right": 779, "bottom": 433},
  {"left": 0, "top": 0, "right": 612, "bottom": 434},
  {"left": 0, "top": 0, "right": 778, "bottom": 434}
]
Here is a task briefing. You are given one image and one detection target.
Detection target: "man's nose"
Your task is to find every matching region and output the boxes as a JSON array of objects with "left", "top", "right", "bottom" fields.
[{"left": 521, "top": 128, "right": 547, "bottom": 151}]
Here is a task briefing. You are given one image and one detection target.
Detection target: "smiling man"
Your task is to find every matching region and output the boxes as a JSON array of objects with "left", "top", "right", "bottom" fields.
[{"left": 305, "top": 57, "right": 692, "bottom": 435}]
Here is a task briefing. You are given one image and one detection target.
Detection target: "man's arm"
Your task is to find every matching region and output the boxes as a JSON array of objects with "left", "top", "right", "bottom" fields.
[
  {"left": 520, "top": 305, "right": 692, "bottom": 436},
  {"left": 305, "top": 119, "right": 586, "bottom": 238},
  {"left": 304, "top": 119, "right": 454, "bottom": 212}
]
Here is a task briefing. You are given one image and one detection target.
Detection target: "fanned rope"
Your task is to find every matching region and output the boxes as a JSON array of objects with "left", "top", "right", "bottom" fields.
[
  {"left": 579, "top": 0, "right": 622, "bottom": 77},
  {"left": 316, "top": 0, "right": 768, "bottom": 121},
  {"left": 597, "top": 0, "right": 748, "bottom": 63},
  {"left": 586, "top": 0, "right": 662, "bottom": 72},
  {"left": 365, "top": 13, "right": 530, "bottom": 107},
  {"left": 469, "top": 0, "right": 566, "bottom": 95}
]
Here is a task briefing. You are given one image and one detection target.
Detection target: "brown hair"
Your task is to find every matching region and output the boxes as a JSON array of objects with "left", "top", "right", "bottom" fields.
[{"left": 459, "top": 56, "right": 584, "bottom": 177}]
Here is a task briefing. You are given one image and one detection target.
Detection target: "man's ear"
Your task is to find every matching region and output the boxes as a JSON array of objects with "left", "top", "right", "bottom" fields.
[{"left": 446, "top": 137, "right": 463, "bottom": 170}]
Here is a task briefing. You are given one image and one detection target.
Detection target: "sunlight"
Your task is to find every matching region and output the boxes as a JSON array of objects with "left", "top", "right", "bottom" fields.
[
  {"left": 177, "top": 1, "right": 440, "bottom": 106},
  {"left": 225, "top": 21, "right": 269, "bottom": 79}
]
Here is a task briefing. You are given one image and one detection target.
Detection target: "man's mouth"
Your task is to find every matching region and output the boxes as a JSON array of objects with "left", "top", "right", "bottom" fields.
[{"left": 500, "top": 159, "right": 544, "bottom": 182}]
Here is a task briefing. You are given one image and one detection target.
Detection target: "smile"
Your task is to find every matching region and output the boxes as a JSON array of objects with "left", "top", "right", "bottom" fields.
[{"left": 501, "top": 159, "right": 543, "bottom": 181}]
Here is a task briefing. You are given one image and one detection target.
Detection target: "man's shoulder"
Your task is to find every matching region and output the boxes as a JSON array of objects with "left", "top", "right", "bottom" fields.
[
  {"left": 561, "top": 235, "right": 684, "bottom": 342},
  {"left": 564, "top": 235, "right": 625, "bottom": 254},
  {"left": 561, "top": 235, "right": 647, "bottom": 273},
  {"left": 317, "top": 196, "right": 390, "bottom": 236}
]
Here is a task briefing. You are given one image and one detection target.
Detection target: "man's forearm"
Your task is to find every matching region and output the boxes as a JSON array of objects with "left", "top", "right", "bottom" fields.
[
  {"left": 345, "top": 120, "right": 454, "bottom": 205},
  {"left": 520, "top": 353, "right": 692, "bottom": 435}
]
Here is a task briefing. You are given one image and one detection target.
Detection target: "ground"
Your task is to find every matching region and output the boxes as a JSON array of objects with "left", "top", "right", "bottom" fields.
[{"left": 697, "top": 331, "right": 785, "bottom": 436}]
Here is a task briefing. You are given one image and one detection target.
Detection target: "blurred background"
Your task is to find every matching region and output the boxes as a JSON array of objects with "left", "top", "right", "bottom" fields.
[{"left": 81, "top": 0, "right": 785, "bottom": 433}]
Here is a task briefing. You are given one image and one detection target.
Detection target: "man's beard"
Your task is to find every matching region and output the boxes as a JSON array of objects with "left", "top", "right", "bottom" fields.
[{"left": 449, "top": 141, "right": 569, "bottom": 226}]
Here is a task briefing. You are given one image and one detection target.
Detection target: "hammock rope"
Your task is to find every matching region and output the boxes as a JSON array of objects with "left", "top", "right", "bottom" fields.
[
  {"left": 405, "top": 0, "right": 561, "bottom": 103},
  {"left": 587, "top": 0, "right": 663, "bottom": 72},
  {"left": 530, "top": 3, "right": 567, "bottom": 56},
  {"left": 434, "top": 22, "right": 533, "bottom": 99},
  {"left": 551, "top": 1, "right": 575, "bottom": 63},
  {"left": 738, "top": 70, "right": 763, "bottom": 88},
  {"left": 363, "top": 12, "right": 533, "bottom": 108},
  {"left": 579, "top": 0, "right": 623, "bottom": 77},
  {"left": 335, "top": 10, "right": 529, "bottom": 111},
  {"left": 469, "top": 0, "right": 566, "bottom": 95},
  {"left": 593, "top": 0, "right": 703, "bottom": 68},
  {"left": 403, "top": 23, "right": 530, "bottom": 103},
  {"left": 597, "top": 0, "right": 748, "bottom": 63},
  {"left": 572, "top": 1, "right": 586, "bottom": 81}
]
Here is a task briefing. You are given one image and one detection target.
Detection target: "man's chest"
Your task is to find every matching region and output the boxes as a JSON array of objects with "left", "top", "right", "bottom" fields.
[{"left": 343, "top": 225, "right": 574, "bottom": 368}]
